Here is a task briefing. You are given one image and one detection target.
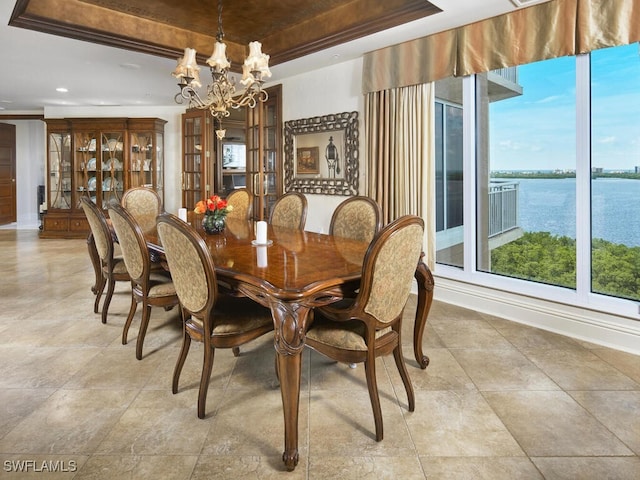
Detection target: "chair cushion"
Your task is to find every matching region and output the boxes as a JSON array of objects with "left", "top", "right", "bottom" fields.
[
  {"left": 306, "top": 318, "right": 392, "bottom": 351},
  {"left": 188, "top": 296, "right": 273, "bottom": 335},
  {"left": 148, "top": 273, "right": 177, "bottom": 297},
  {"left": 103, "top": 258, "right": 128, "bottom": 275}
]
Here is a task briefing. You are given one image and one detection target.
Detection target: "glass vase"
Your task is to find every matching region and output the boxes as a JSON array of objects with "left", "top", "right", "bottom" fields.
[{"left": 202, "top": 213, "right": 226, "bottom": 234}]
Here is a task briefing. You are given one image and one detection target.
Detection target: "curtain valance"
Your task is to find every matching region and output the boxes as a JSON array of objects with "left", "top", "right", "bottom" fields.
[{"left": 363, "top": 0, "right": 640, "bottom": 93}]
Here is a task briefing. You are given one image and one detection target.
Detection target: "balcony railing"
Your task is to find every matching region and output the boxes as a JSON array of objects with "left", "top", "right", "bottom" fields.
[{"left": 489, "top": 181, "right": 519, "bottom": 237}]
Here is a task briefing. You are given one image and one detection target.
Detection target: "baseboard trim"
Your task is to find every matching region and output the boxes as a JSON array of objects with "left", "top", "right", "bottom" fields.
[{"left": 430, "top": 276, "right": 640, "bottom": 355}]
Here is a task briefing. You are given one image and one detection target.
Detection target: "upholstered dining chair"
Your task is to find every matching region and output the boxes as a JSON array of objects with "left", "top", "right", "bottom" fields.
[
  {"left": 107, "top": 203, "right": 179, "bottom": 360},
  {"left": 305, "top": 215, "right": 424, "bottom": 442},
  {"left": 156, "top": 213, "right": 274, "bottom": 418},
  {"left": 268, "top": 191, "right": 307, "bottom": 230},
  {"left": 121, "top": 186, "right": 163, "bottom": 235},
  {"left": 330, "top": 196, "right": 383, "bottom": 242},
  {"left": 225, "top": 187, "right": 253, "bottom": 220},
  {"left": 80, "top": 196, "right": 130, "bottom": 324}
]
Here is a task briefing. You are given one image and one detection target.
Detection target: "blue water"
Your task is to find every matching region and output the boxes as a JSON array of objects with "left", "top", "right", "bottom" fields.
[{"left": 515, "top": 177, "right": 640, "bottom": 247}]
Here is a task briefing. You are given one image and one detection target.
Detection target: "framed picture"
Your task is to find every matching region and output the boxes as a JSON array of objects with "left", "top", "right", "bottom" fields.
[
  {"left": 296, "top": 146, "right": 319, "bottom": 174},
  {"left": 221, "top": 142, "right": 246, "bottom": 169},
  {"left": 284, "top": 111, "right": 359, "bottom": 196}
]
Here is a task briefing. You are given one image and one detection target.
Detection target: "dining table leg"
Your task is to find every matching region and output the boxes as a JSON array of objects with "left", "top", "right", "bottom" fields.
[
  {"left": 413, "top": 255, "right": 435, "bottom": 369},
  {"left": 270, "top": 301, "right": 312, "bottom": 471}
]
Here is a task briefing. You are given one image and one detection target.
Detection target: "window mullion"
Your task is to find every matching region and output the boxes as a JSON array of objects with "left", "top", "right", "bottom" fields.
[{"left": 575, "top": 53, "right": 592, "bottom": 300}]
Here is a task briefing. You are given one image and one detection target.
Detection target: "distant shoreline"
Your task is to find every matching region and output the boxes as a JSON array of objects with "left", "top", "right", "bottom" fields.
[{"left": 491, "top": 171, "right": 640, "bottom": 180}]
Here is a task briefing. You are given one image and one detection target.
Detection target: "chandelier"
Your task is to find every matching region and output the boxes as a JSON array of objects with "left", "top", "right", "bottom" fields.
[{"left": 171, "top": 0, "right": 271, "bottom": 135}]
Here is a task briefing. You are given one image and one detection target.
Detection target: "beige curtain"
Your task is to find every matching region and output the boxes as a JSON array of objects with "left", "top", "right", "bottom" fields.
[
  {"left": 362, "top": 0, "right": 640, "bottom": 91},
  {"left": 365, "top": 83, "right": 435, "bottom": 269}
]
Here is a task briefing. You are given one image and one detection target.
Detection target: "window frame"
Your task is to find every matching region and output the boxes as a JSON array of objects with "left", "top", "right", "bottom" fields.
[{"left": 435, "top": 52, "right": 640, "bottom": 320}]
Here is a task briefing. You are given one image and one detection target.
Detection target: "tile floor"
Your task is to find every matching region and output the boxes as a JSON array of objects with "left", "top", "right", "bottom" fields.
[{"left": 0, "top": 229, "right": 638, "bottom": 479}]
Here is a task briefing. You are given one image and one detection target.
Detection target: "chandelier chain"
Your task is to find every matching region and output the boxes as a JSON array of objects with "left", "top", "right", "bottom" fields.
[{"left": 216, "top": 0, "right": 224, "bottom": 42}]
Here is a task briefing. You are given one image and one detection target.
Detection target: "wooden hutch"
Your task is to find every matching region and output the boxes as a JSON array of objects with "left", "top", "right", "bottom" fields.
[{"left": 42, "top": 117, "right": 166, "bottom": 238}]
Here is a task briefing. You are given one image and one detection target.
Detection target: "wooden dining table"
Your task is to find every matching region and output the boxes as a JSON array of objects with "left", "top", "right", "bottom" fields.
[{"left": 146, "top": 217, "right": 434, "bottom": 471}]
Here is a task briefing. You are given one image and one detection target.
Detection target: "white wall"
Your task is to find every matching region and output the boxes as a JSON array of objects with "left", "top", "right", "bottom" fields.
[{"left": 278, "top": 57, "right": 366, "bottom": 233}]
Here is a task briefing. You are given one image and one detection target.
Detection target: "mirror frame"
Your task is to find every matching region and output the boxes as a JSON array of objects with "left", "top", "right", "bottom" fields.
[{"left": 284, "top": 111, "right": 359, "bottom": 195}]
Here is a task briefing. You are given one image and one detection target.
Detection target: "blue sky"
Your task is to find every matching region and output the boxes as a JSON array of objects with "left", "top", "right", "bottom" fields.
[{"left": 489, "top": 42, "right": 640, "bottom": 171}]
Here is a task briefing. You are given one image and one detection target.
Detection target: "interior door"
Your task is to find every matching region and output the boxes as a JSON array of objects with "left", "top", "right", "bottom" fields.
[{"left": 0, "top": 123, "right": 17, "bottom": 225}]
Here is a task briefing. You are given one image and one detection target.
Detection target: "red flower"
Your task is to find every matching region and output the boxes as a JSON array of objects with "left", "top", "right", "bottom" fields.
[{"left": 194, "top": 194, "right": 232, "bottom": 217}]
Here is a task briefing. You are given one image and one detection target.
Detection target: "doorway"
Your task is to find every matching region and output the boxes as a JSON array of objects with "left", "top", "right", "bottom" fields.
[{"left": 0, "top": 123, "right": 17, "bottom": 225}]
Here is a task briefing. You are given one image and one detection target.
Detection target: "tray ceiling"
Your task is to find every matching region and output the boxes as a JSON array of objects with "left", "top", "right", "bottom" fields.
[{"left": 10, "top": 0, "right": 441, "bottom": 70}]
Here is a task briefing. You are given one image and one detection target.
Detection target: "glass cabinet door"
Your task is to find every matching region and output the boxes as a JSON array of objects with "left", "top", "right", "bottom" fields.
[
  {"left": 263, "top": 100, "right": 280, "bottom": 214},
  {"left": 48, "top": 131, "right": 72, "bottom": 210},
  {"left": 129, "top": 131, "right": 153, "bottom": 189},
  {"left": 246, "top": 85, "right": 282, "bottom": 220},
  {"left": 128, "top": 118, "right": 166, "bottom": 201},
  {"left": 101, "top": 131, "right": 125, "bottom": 208},
  {"left": 155, "top": 131, "right": 164, "bottom": 200},
  {"left": 75, "top": 131, "right": 99, "bottom": 207},
  {"left": 182, "top": 110, "right": 213, "bottom": 210}
]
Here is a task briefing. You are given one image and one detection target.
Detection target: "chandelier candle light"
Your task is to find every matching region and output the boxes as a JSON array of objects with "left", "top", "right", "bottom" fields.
[{"left": 172, "top": 0, "right": 271, "bottom": 138}]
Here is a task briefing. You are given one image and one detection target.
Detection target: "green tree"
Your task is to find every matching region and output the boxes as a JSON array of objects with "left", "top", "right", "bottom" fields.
[{"left": 491, "top": 232, "right": 640, "bottom": 301}]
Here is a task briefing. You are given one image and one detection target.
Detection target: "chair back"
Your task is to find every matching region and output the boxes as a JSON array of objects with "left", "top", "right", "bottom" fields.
[
  {"left": 80, "top": 196, "right": 113, "bottom": 263},
  {"left": 121, "top": 187, "right": 163, "bottom": 234},
  {"left": 225, "top": 188, "right": 252, "bottom": 220},
  {"left": 107, "top": 203, "right": 150, "bottom": 284},
  {"left": 330, "top": 196, "right": 382, "bottom": 243},
  {"left": 269, "top": 192, "right": 307, "bottom": 229},
  {"left": 156, "top": 213, "right": 217, "bottom": 318},
  {"left": 358, "top": 215, "right": 424, "bottom": 324}
]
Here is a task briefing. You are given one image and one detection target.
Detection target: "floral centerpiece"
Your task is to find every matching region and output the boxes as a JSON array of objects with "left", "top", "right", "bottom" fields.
[{"left": 195, "top": 194, "right": 233, "bottom": 234}]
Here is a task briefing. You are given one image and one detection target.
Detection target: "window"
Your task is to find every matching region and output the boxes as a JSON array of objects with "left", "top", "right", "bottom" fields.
[
  {"left": 479, "top": 57, "right": 577, "bottom": 288},
  {"left": 590, "top": 43, "right": 640, "bottom": 301},
  {"left": 435, "top": 42, "right": 640, "bottom": 312},
  {"left": 435, "top": 78, "right": 464, "bottom": 268}
]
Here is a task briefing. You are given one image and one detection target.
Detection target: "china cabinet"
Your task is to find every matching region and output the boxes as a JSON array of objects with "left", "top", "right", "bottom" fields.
[
  {"left": 180, "top": 85, "right": 281, "bottom": 219},
  {"left": 42, "top": 117, "right": 166, "bottom": 238},
  {"left": 181, "top": 109, "right": 214, "bottom": 210}
]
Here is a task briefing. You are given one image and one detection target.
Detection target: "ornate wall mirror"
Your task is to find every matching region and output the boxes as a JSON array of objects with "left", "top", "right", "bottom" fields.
[{"left": 284, "top": 111, "right": 359, "bottom": 195}]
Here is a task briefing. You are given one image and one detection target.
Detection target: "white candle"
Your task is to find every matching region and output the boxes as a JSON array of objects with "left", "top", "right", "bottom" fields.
[
  {"left": 257, "top": 246, "right": 268, "bottom": 268},
  {"left": 178, "top": 208, "right": 188, "bottom": 222},
  {"left": 256, "top": 221, "right": 267, "bottom": 244}
]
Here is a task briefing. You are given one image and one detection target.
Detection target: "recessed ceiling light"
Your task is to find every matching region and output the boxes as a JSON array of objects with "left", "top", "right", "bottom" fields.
[
  {"left": 56, "top": 87, "right": 68, "bottom": 93},
  {"left": 120, "top": 63, "right": 141, "bottom": 70}
]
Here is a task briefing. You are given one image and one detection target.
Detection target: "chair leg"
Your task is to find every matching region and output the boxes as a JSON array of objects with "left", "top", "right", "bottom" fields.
[
  {"left": 101, "top": 277, "right": 116, "bottom": 324},
  {"left": 232, "top": 347, "right": 240, "bottom": 357},
  {"left": 364, "top": 355, "right": 384, "bottom": 442},
  {"left": 198, "top": 346, "right": 215, "bottom": 419},
  {"left": 393, "top": 343, "right": 415, "bottom": 412},
  {"left": 122, "top": 294, "right": 138, "bottom": 345},
  {"left": 87, "top": 233, "right": 102, "bottom": 297},
  {"left": 94, "top": 275, "right": 106, "bottom": 314},
  {"left": 135, "top": 303, "right": 152, "bottom": 360},
  {"left": 173, "top": 332, "right": 191, "bottom": 394}
]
